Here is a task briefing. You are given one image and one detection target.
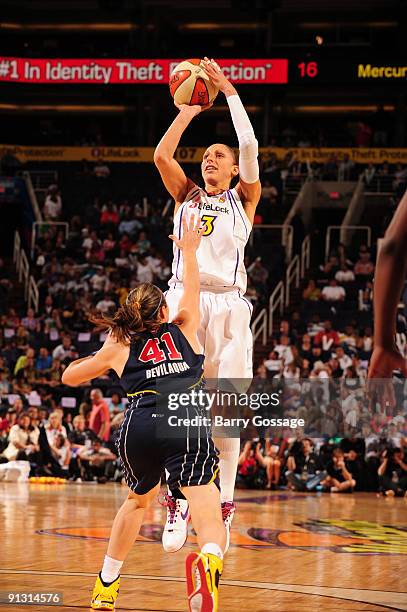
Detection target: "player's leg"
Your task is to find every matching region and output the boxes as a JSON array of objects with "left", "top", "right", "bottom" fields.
[
  {"left": 91, "top": 483, "right": 160, "bottom": 611},
  {"left": 161, "top": 285, "right": 209, "bottom": 553},
  {"left": 331, "top": 478, "right": 356, "bottom": 492},
  {"left": 161, "top": 468, "right": 191, "bottom": 553},
  {"left": 272, "top": 458, "right": 281, "bottom": 486},
  {"left": 182, "top": 483, "right": 225, "bottom": 612},
  {"left": 165, "top": 420, "right": 225, "bottom": 612},
  {"left": 91, "top": 404, "right": 163, "bottom": 610},
  {"left": 208, "top": 292, "right": 254, "bottom": 551},
  {"left": 263, "top": 457, "right": 274, "bottom": 488}
]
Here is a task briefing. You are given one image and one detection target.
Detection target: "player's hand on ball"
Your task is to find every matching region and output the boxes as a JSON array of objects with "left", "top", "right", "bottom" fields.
[
  {"left": 202, "top": 57, "right": 232, "bottom": 92},
  {"left": 175, "top": 102, "right": 212, "bottom": 116},
  {"left": 169, "top": 215, "right": 202, "bottom": 253}
]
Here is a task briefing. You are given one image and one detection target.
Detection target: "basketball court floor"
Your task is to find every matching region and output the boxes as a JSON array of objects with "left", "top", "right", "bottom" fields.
[{"left": 1, "top": 482, "right": 406, "bottom": 611}]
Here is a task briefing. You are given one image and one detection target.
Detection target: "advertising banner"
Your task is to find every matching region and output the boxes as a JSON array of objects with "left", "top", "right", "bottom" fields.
[{"left": 0, "top": 57, "right": 288, "bottom": 84}]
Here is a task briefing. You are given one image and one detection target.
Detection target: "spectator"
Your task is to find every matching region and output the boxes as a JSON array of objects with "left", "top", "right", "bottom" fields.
[
  {"left": 247, "top": 257, "right": 269, "bottom": 291},
  {"left": 299, "top": 334, "right": 313, "bottom": 363},
  {"left": 4, "top": 307, "right": 20, "bottom": 328},
  {"left": 134, "top": 256, "right": 154, "bottom": 283},
  {"left": 359, "top": 281, "right": 373, "bottom": 312},
  {"left": 334, "top": 346, "right": 353, "bottom": 371},
  {"left": 88, "top": 389, "right": 111, "bottom": 442},
  {"left": 50, "top": 433, "right": 71, "bottom": 476},
  {"left": 68, "top": 415, "right": 96, "bottom": 449},
  {"left": 108, "top": 392, "right": 125, "bottom": 415},
  {"left": 363, "top": 163, "right": 376, "bottom": 186},
  {"left": 96, "top": 293, "right": 116, "bottom": 314},
  {"left": 321, "top": 448, "right": 356, "bottom": 492},
  {"left": 43, "top": 185, "right": 62, "bottom": 221},
  {"left": 21, "top": 308, "right": 40, "bottom": 333},
  {"left": 260, "top": 179, "right": 278, "bottom": 205},
  {"left": 354, "top": 249, "right": 374, "bottom": 277},
  {"left": 322, "top": 154, "right": 338, "bottom": 180},
  {"left": 102, "top": 232, "right": 117, "bottom": 254},
  {"left": 89, "top": 269, "right": 110, "bottom": 294},
  {"left": 100, "top": 202, "right": 119, "bottom": 226},
  {"left": 1, "top": 412, "right": 40, "bottom": 463},
  {"left": 78, "top": 437, "right": 116, "bottom": 483},
  {"left": 255, "top": 440, "right": 281, "bottom": 489},
  {"left": 0, "top": 369, "right": 10, "bottom": 396},
  {"left": 237, "top": 441, "right": 259, "bottom": 489},
  {"left": 14, "top": 347, "right": 35, "bottom": 376},
  {"left": 135, "top": 231, "right": 151, "bottom": 255},
  {"left": 338, "top": 154, "right": 354, "bottom": 181},
  {"left": 263, "top": 350, "right": 283, "bottom": 378},
  {"left": 45, "top": 411, "right": 67, "bottom": 447},
  {"left": 118, "top": 212, "right": 142, "bottom": 237},
  {"left": 314, "top": 320, "right": 340, "bottom": 352},
  {"left": 35, "top": 347, "right": 52, "bottom": 372},
  {"left": 355, "top": 122, "right": 372, "bottom": 147},
  {"left": 274, "top": 335, "right": 294, "bottom": 365},
  {"left": 335, "top": 264, "right": 355, "bottom": 283},
  {"left": 52, "top": 335, "right": 78, "bottom": 363},
  {"left": 302, "top": 280, "right": 321, "bottom": 302},
  {"left": 321, "top": 279, "right": 346, "bottom": 303},
  {"left": 286, "top": 438, "right": 326, "bottom": 491},
  {"left": 93, "top": 159, "right": 110, "bottom": 179}
]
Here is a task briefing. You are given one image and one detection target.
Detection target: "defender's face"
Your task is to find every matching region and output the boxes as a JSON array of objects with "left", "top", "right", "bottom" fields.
[{"left": 201, "top": 144, "right": 238, "bottom": 185}]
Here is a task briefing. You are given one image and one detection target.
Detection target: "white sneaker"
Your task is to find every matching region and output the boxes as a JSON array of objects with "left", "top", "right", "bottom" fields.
[
  {"left": 162, "top": 495, "right": 190, "bottom": 553},
  {"left": 221, "top": 501, "right": 236, "bottom": 553}
]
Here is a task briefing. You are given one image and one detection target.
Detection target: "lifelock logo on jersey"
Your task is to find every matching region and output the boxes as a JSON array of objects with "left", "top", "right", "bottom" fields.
[{"left": 188, "top": 201, "right": 229, "bottom": 214}]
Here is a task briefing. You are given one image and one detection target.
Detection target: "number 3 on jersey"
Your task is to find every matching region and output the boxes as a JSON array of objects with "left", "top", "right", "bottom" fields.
[
  {"left": 200, "top": 214, "right": 217, "bottom": 236},
  {"left": 139, "top": 331, "right": 182, "bottom": 365}
]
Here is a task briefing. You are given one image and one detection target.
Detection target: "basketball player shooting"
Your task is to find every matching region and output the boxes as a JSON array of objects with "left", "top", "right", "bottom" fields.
[
  {"left": 154, "top": 57, "right": 261, "bottom": 553},
  {"left": 368, "top": 189, "right": 407, "bottom": 404}
]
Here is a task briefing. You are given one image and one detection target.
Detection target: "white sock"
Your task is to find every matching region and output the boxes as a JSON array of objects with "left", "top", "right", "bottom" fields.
[
  {"left": 213, "top": 437, "right": 240, "bottom": 503},
  {"left": 202, "top": 542, "right": 223, "bottom": 560},
  {"left": 101, "top": 555, "right": 123, "bottom": 584}
]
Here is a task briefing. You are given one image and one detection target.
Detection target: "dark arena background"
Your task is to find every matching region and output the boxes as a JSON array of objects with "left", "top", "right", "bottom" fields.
[{"left": 0, "top": 1, "right": 406, "bottom": 611}]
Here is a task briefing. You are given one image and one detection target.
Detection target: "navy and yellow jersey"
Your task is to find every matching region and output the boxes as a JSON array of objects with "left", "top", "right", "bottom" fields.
[
  {"left": 119, "top": 322, "right": 204, "bottom": 399},
  {"left": 115, "top": 322, "right": 218, "bottom": 495}
]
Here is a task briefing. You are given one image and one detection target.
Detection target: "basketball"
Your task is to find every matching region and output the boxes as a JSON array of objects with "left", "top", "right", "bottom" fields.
[{"left": 169, "top": 58, "right": 219, "bottom": 106}]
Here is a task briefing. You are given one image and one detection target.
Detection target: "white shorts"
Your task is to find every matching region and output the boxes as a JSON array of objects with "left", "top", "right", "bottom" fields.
[{"left": 165, "top": 285, "right": 253, "bottom": 380}]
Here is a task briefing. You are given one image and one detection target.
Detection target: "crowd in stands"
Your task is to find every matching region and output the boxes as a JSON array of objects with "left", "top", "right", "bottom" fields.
[
  {"left": 0, "top": 155, "right": 406, "bottom": 495},
  {"left": 237, "top": 436, "right": 407, "bottom": 497},
  {"left": 0, "top": 388, "right": 121, "bottom": 483},
  {"left": 241, "top": 234, "right": 407, "bottom": 496},
  {"left": 260, "top": 154, "right": 407, "bottom": 200}
]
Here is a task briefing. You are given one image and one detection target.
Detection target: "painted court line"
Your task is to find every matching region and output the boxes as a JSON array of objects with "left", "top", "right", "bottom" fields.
[{"left": 0, "top": 569, "right": 405, "bottom": 611}]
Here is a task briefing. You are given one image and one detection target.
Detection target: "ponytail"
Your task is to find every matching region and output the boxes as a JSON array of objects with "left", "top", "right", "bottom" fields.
[{"left": 90, "top": 283, "right": 166, "bottom": 344}]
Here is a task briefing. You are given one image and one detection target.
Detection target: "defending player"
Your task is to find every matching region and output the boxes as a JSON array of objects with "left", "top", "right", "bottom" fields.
[
  {"left": 62, "top": 216, "right": 226, "bottom": 612},
  {"left": 368, "top": 189, "right": 407, "bottom": 388},
  {"left": 154, "top": 58, "right": 261, "bottom": 552}
]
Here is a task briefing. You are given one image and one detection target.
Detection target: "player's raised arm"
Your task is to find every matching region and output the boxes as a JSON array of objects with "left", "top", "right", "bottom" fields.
[
  {"left": 202, "top": 58, "right": 261, "bottom": 218},
  {"left": 169, "top": 215, "right": 202, "bottom": 346},
  {"left": 154, "top": 104, "right": 208, "bottom": 208},
  {"left": 368, "top": 189, "right": 407, "bottom": 378}
]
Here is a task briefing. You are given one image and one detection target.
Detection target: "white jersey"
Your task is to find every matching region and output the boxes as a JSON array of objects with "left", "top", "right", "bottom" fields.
[{"left": 169, "top": 185, "right": 251, "bottom": 292}]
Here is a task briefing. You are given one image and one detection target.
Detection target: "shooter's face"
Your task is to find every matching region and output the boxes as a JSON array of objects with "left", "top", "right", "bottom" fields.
[{"left": 201, "top": 144, "right": 238, "bottom": 186}]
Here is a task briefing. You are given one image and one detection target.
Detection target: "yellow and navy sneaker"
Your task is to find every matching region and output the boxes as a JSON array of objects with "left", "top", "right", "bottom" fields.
[
  {"left": 186, "top": 552, "right": 223, "bottom": 612},
  {"left": 90, "top": 572, "right": 120, "bottom": 610}
]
